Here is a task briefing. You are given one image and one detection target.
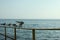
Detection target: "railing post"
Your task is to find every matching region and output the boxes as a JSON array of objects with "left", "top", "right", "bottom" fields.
[
  {"left": 14, "top": 27, "right": 16, "bottom": 40},
  {"left": 32, "top": 29, "right": 35, "bottom": 40},
  {"left": 5, "top": 27, "right": 7, "bottom": 40}
]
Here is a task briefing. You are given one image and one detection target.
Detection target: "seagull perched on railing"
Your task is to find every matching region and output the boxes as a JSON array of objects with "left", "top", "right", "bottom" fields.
[
  {"left": 7, "top": 23, "right": 11, "bottom": 26},
  {"left": 12, "top": 24, "right": 17, "bottom": 26},
  {"left": 0, "top": 23, "right": 6, "bottom": 25},
  {"left": 16, "top": 21, "right": 24, "bottom": 27}
]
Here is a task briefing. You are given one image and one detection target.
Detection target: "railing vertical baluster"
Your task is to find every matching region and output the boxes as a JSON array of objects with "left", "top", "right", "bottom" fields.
[
  {"left": 5, "top": 27, "right": 7, "bottom": 40},
  {"left": 14, "top": 27, "right": 16, "bottom": 40},
  {"left": 32, "top": 29, "right": 35, "bottom": 40}
]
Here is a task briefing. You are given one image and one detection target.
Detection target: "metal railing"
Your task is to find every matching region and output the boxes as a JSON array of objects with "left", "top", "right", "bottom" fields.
[
  {"left": 0, "top": 25, "right": 60, "bottom": 40},
  {"left": 19, "top": 28, "right": 60, "bottom": 40}
]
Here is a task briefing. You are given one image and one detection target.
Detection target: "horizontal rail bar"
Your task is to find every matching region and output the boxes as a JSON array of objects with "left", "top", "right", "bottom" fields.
[
  {"left": 37, "top": 38, "right": 60, "bottom": 39},
  {"left": 1, "top": 27, "right": 60, "bottom": 30},
  {"left": 18, "top": 28, "right": 60, "bottom": 30},
  {"left": 1, "top": 25, "right": 60, "bottom": 30}
]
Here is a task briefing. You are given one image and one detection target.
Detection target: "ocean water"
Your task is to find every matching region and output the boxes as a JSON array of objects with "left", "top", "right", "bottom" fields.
[{"left": 0, "top": 19, "right": 60, "bottom": 40}]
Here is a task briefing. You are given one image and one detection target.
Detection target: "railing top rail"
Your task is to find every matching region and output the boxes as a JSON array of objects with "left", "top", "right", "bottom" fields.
[
  {"left": 1, "top": 25, "right": 60, "bottom": 30},
  {"left": 19, "top": 28, "right": 60, "bottom": 30}
]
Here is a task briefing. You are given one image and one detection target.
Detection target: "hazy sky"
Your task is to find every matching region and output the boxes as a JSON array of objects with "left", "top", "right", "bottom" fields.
[{"left": 0, "top": 0, "right": 60, "bottom": 19}]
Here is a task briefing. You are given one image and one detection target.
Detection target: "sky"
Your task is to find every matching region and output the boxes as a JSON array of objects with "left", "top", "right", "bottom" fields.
[{"left": 0, "top": 0, "right": 60, "bottom": 19}]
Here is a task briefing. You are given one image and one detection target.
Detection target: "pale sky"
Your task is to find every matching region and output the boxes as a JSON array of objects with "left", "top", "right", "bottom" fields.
[{"left": 0, "top": 0, "right": 60, "bottom": 19}]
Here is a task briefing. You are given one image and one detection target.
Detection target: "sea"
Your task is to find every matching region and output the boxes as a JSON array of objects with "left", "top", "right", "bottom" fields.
[{"left": 0, "top": 19, "right": 60, "bottom": 40}]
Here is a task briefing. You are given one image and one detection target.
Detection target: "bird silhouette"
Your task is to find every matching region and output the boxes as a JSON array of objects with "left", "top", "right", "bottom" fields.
[
  {"left": 1, "top": 23, "right": 6, "bottom": 25},
  {"left": 7, "top": 23, "right": 11, "bottom": 26},
  {"left": 16, "top": 21, "right": 24, "bottom": 27},
  {"left": 12, "top": 24, "right": 17, "bottom": 26}
]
